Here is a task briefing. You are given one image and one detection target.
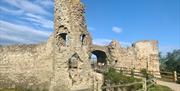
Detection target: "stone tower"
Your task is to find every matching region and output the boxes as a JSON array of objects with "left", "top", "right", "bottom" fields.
[
  {"left": 54, "top": 0, "right": 91, "bottom": 47},
  {"left": 50, "top": 0, "right": 95, "bottom": 90}
]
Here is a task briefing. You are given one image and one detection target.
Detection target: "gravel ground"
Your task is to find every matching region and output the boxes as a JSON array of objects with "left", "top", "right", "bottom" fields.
[{"left": 156, "top": 80, "right": 180, "bottom": 91}]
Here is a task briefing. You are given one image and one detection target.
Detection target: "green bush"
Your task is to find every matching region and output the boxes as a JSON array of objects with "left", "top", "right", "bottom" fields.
[
  {"left": 104, "top": 68, "right": 139, "bottom": 84},
  {"left": 104, "top": 68, "right": 122, "bottom": 84},
  {"left": 103, "top": 68, "right": 142, "bottom": 91}
]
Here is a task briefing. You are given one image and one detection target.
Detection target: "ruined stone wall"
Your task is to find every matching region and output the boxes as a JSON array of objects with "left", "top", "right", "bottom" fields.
[
  {"left": 107, "top": 40, "right": 160, "bottom": 76},
  {"left": 0, "top": 37, "right": 54, "bottom": 90},
  {"left": 133, "top": 41, "right": 160, "bottom": 74},
  {"left": 108, "top": 40, "right": 136, "bottom": 69}
]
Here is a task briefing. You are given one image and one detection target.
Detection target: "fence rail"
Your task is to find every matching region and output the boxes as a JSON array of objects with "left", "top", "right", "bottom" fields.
[
  {"left": 102, "top": 82, "right": 143, "bottom": 89},
  {"left": 115, "top": 67, "right": 180, "bottom": 82},
  {"left": 72, "top": 88, "right": 92, "bottom": 91},
  {"left": 160, "top": 71, "right": 179, "bottom": 82},
  {"left": 101, "top": 78, "right": 155, "bottom": 91}
]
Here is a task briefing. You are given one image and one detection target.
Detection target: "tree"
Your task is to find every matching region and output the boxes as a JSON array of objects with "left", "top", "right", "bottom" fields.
[{"left": 160, "top": 49, "right": 180, "bottom": 73}]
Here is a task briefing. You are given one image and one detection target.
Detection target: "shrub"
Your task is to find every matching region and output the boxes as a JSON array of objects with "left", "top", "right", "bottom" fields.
[{"left": 103, "top": 68, "right": 143, "bottom": 91}]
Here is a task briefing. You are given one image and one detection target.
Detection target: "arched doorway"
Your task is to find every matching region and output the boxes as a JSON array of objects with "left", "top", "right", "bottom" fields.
[{"left": 90, "top": 50, "right": 108, "bottom": 70}]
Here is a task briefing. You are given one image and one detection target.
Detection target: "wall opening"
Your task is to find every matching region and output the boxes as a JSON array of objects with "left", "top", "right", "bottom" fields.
[
  {"left": 90, "top": 50, "right": 107, "bottom": 70},
  {"left": 90, "top": 54, "right": 97, "bottom": 68},
  {"left": 59, "top": 33, "right": 67, "bottom": 46},
  {"left": 80, "top": 34, "right": 86, "bottom": 45},
  {"left": 69, "top": 53, "right": 80, "bottom": 69}
]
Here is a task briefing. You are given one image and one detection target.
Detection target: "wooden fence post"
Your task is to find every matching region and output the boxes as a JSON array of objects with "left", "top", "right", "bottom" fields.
[
  {"left": 143, "top": 78, "right": 147, "bottom": 91},
  {"left": 173, "top": 71, "right": 177, "bottom": 82}
]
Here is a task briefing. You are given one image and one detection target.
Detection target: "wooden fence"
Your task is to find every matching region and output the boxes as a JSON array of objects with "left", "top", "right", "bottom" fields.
[
  {"left": 72, "top": 88, "right": 92, "bottom": 91},
  {"left": 101, "top": 78, "right": 156, "bottom": 91},
  {"left": 73, "top": 74, "right": 178, "bottom": 91},
  {"left": 160, "top": 71, "right": 180, "bottom": 82},
  {"left": 115, "top": 67, "right": 180, "bottom": 82},
  {"left": 74, "top": 69, "right": 179, "bottom": 91}
]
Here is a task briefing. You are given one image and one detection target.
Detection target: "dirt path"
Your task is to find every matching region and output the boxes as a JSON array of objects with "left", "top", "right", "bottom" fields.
[{"left": 156, "top": 80, "right": 180, "bottom": 91}]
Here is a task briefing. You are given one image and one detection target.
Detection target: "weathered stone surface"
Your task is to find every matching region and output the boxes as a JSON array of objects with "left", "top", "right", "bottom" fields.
[
  {"left": 0, "top": 0, "right": 160, "bottom": 91},
  {"left": 0, "top": 43, "right": 53, "bottom": 90},
  {"left": 106, "top": 40, "right": 160, "bottom": 77},
  {"left": 91, "top": 40, "right": 160, "bottom": 78}
]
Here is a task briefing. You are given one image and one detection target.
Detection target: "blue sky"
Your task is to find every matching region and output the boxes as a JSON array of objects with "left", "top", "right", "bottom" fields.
[{"left": 0, "top": 0, "right": 179, "bottom": 54}]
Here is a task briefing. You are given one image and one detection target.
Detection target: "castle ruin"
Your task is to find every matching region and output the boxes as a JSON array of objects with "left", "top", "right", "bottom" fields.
[{"left": 0, "top": 0, "right": 160, "bottom": 91}]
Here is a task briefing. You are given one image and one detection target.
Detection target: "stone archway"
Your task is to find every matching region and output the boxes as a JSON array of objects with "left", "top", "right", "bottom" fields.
[
  {"left": 91, "top": 50, "right": 107, "bottom": 64},
  {"left": 90, "top": 50, "right": 108, "bottom": 72}
]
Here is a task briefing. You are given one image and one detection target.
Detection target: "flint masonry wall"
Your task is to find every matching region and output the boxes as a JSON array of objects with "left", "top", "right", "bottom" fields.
[
  {"left": 134, "top": 41, "right": 160, "bottom": 73},
  {"left": 106, "top": 40, "right": 160, "bottom": 77},
  {"left": 0, "top": 37, "right": 54, "bottom": 90},
  {"left": 107, "top": 40, "right": 136, "bottom": 68}
]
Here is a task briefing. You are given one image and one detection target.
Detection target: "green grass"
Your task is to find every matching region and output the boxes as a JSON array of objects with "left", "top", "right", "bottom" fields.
[
  {"left": 148, "top": 85, "right": 173, "bottom": 91},
  {"left": 0, "top": 88, "right": 48, "bottom": 91},
  {"left": 0, "top": 88, "right": 15, "bottom": 91}
]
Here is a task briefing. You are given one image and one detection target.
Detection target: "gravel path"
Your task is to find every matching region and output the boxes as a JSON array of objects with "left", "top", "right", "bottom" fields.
[{"left": 156, "top": 80, "right": 180, "bottom": 91}]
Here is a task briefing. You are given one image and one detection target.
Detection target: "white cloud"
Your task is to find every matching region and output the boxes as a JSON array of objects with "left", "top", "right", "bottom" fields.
[
  {"left": 120, "top": 41, "right": 131, "bottom": 47},
  {"left": 93, "top": 38, "right": 131, "bottom": 47},
  {"left": 93, "top": 39, "right": 112, "bottom": 46},
  {"left": 112, "top": 26, "right": 122, "bottom": 34},
  {"left": 24, "top": 13, "right": 53, "bottom": 29},
  {"left": 2, "top": 0, "right": 50, "bottom": 15},
  {"left": 0, "top": 20, "right": 51, "bottom": 44},
  {"left": 0, "top": 20, "right": 50, "bottom": 36},
  {"left": 0, "top": 0, "right": 54, "bottom": 45},
  {"left": 0, "top": 33, "right": 33, "bottom": 44},
  {"left": 0, "top": 6, "right": 23, "bottom": 15},
  {"left": 35, "top": 0, "right": 54, "bottom": 8}
]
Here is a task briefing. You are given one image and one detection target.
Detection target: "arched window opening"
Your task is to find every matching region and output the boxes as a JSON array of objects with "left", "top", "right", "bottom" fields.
[{"left": 59, "top": 33, "right": 67, "bottom": 46}]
